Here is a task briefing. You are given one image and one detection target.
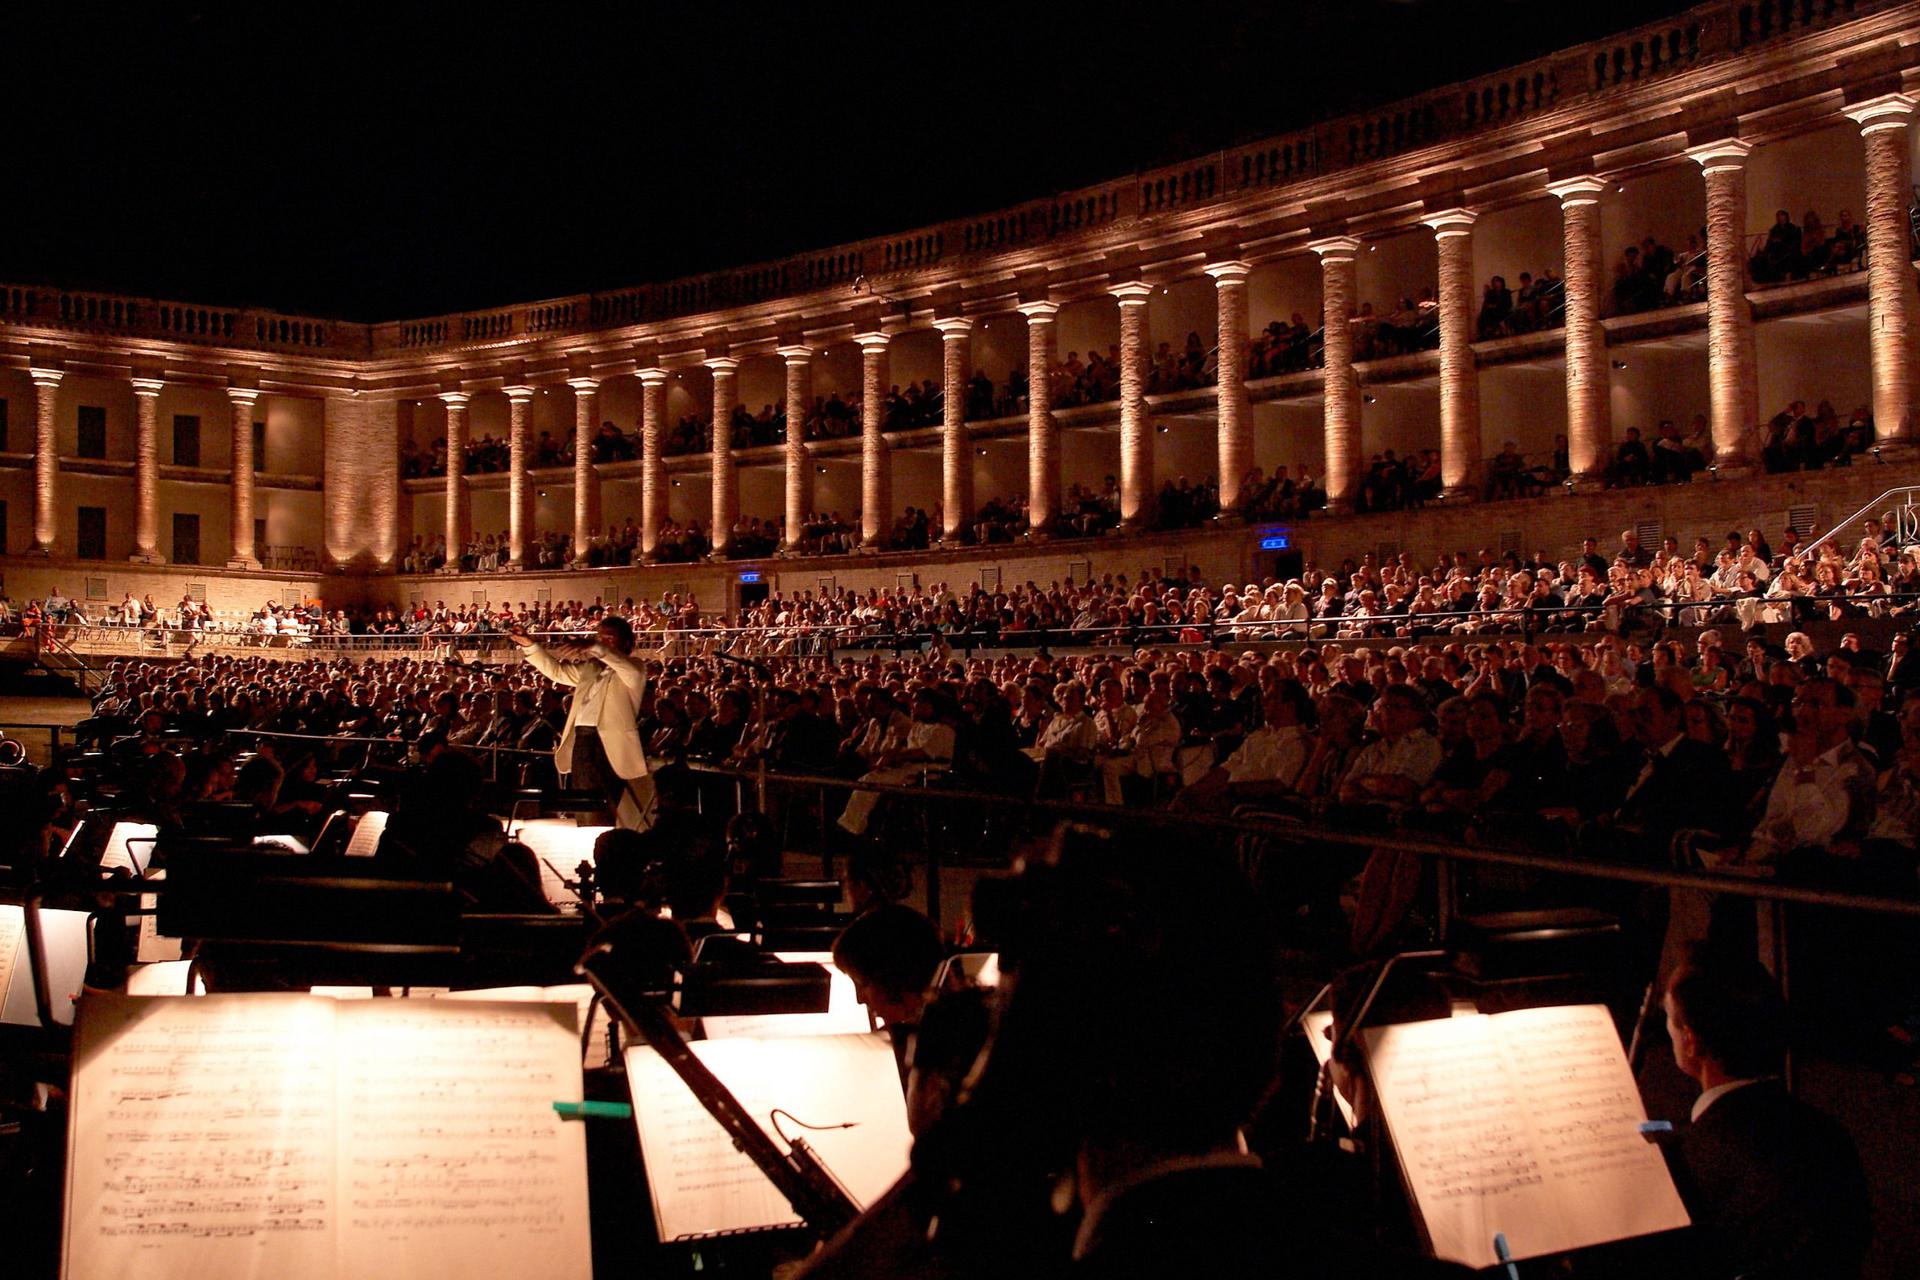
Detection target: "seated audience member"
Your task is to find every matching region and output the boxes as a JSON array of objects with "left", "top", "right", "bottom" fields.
[
  {"left": 1174, "top": 682, "right": 1315, "bottom": 813},
  {"left": 1663, "top": 951, "right": 1871, "bottom": 1279}
]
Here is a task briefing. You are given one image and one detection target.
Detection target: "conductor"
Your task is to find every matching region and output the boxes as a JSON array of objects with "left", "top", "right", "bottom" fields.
[{"left": 507, "top": 615, "right": 654, "bottom": 829}]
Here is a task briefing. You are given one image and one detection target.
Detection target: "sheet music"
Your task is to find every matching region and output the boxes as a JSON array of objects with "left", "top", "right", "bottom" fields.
[
  {"left": 1363, "top": 1004, "right": 1687, "bottom": 1269},
  {"left": 64, "top": 994, "right": 593, "bottom": 1280},
  {"left": 125, "top": 962, "right": 204, "bottom": 996},
  {"left": 439, "top": 985, "right": 612, "bottom": 1069},
  {"left": 343, "top": 811, "right": 388, "bottom": 858},
  {"left": 624, "top": 1031, "right": 912, "bottom": 1240},
  {"left": 333, "top": 1000, "right": 591, "bottom": 1279},
  {"left": 64, "top": 995, "right": 339, "bottom": 1280},
  {"left": 0, "top": 906, "right": 23, "bottom": 1018},
  {"left": 1496, "top": 1004, "right": 1690, "bottom": 1249},
  {"left": 101, "top": 822, "right": 158, "bottom": 875},
  {"left": 507, "top": 820, "right": 608, "bottom": 905},
  {"left": 137, "top": 875, "right": 183, "bottom": 964},
  {"left": 1, "top": 906, "right": 90, "bottom": 1028}
]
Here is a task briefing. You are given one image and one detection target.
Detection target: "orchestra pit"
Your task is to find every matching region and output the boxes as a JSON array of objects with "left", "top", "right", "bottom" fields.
[{"left": 8, "top": 2, "right": 1920, "bottom": 1276}]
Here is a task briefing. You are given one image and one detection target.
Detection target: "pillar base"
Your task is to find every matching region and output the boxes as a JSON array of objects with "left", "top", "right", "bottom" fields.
[
  {"left": 1440, "top": 485, "right": 1477, "bottom": 504},
  {"left": 1211, "top": 509, "right": 1246, "bottom": 527},
  {"left": 1866, "top": 439, "right": 1917, "bottom": 462},
  {"left": 937, "top": 534, "right": 971, "bottom": 549},
  {"left": 227, "top": 556, "right": 262, "bottom": 571},
  {"left": 1023, "top": 527, "right": 1053, "bottom": 544},
  {"left": 1701, "top": 462, "right": 1754, "bottom": 482},
  {"left": 128, "top": 551, "right": 165, "bottom": 565},
  {"left": 1566, "top": 473, "right": 1607, "bottom": 494},
  {"left": 776, "top": 545, "right": 803, "bottom": 558},
  {"left": 24, "top": 545, "right": 53, "bottom": 558},
  {"left": 1323, "top": 499, "right": 1356, "bottom": 518},
  {"left": 502, "top": 561, "right": 526, "bottom": 573},
  {"left": 860, "top": 539, "right": 887, "bottom": 553},
  {"left": 707, "top": 551, "right": 732, "bottom": 564}
]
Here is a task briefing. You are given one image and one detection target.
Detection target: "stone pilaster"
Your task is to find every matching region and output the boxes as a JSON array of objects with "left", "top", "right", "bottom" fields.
[
  {"left": 778, "top": 346, "right": 813, "bottom": 554},
  {"left": 638, "top": 369, "right": 668, "bottom": 562},
  {"left": 1547, "top": 176, "right": 1612, "bottom": 485},
  {"left": 1017, "top": 301, "right": 1060, "bottom": 537},
  {"left": 857, "top": 332, "right": 891, "bottom": 549},
  {"left": 1111, "top": 282, "right": 1155, "bottom": 529},
  {"left": 227, "top": 387, "right": 261, "bottom": 568},
  {"left": 706, "top": 357, "right": 739, "bottom": 559},
  {"left": 1685, "top": 141, "right": 1760, "bottom": 472},
  {"left": 1846, "top": 94, "right": 1920, "bottom": 446},
  {"left": 130, "top": 378, "right": 164, "bottom": 562},
  {"left": 28, "top": 369, "right": 61, "bottom": 555},
  {"left": 324, "top": 393, "right": 401, "bottom": 571},
  {"left": 436, "top": 390, "right": 470, "bottom": 572},
  {"left": 1422, "top": 210, "right": 1482, "bottom": 498},
  {"left": 1310, "top": 237, "right": 1363, "bottom": 514},
  {"left": 568, "top": 378, "right": 599, "bottom": 565},
  {"left": 505, "top": 385, "right": 534, "bottom": 569},
  {"left": 934, "top": 317, "right": 974, "bottom": 543},
  {"left": 1204, "top": 262, "right": 1252, "bottom": 512}
]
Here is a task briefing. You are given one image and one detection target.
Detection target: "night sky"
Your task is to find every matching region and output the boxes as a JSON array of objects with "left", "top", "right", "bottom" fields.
[{"left": 9, "top": 1, "right": 1699, "bottom": 322}]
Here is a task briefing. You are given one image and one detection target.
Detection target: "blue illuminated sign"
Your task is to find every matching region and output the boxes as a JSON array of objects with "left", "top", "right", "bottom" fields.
[
  {"left": 738, "top": 571, "right": 762, "bottom": 584},
  {"left": 1258, "top": 534, "right": 1291, "bottom": 551}
]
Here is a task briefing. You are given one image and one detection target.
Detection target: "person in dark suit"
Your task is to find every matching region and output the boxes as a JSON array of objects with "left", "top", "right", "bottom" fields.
[
  {"left": 1606, "top": 686, "right": 1733, "bottom": 854},
  {"left": 1885, "top": 631, "right": 1920, "bottom": 705},
  {"left": 1663, "top": 951, "right": 1871, "bottom": 1279}
]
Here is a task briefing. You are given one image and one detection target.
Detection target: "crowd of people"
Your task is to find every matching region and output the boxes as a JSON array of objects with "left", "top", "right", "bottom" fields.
[
  {"left": 1476, "top": 266, "right": 1566, "bottom": 338},
  {"left": 1749, "top": 207, "right": 1868, "bottom": 284}
]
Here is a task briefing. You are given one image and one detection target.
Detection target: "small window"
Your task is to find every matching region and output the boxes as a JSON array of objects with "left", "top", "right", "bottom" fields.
[
  {"left": 187, "top": 582, "right": 206, "bottom": 602},
  {"left": 76, "top": 406, "right": 107, "bottom": 459},
  {"left": 979, "top": 567, "right": 1000, "bottom": 591},
  {"left": 77, "top": 505, "right": 107, "bottom": 559},
  {"left": 173, "top": 415, "right": 201, "bottom": 467},
  {"left": 255, "top": 518, "right": 267, "bottom": 555},
  {"left": 85, "top": 577, "right": 109, "bottom": 600},
  {"left": 253, "top": 420, "right": 267, "bottom": 472}
]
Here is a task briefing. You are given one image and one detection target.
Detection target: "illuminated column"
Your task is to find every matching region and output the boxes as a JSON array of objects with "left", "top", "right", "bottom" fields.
[
  {"left": 1684, "top": 141, "right": 1760, "bottom": 472},
  {"left": 436, "top": 390, "right": 470, "bottom": 572},
  {"left": 505, "top": 385, "right": 534, "bottom": 569},
  {"left": 933, "top": 317, "right": 974, "bottom": 542},
  {"left": 130, "top": 378, "right": 164, "bottom": 562},
  {"left": 1422, "top": 209, "right": 1481, "bottom": 498},
  {"left": 1547, "top": 177, "right": 1612, "bottom": 485},
  {"left": 1017, "top": 301, "right": 1060, "bottom": 536},
  {"left": 857, "top": 332, "right": 891, "bottom": 549},
  {"left": 1111, "top": 282, "right": 1155, "bottom": 529},
  {"left": 778, "top": 346, "right": 813, "bottom": 554},
  {"left": 1846, "top": 94, "right": 1920, "bottom": 446},
  {"left": 638, "top": 369, "right": 668, "bottom": 562},
  {"left": 227, "top": 387, "right": 261, "bottom": 568},
  {"left": 706, "top": 357, "right": 739, "bottom": 559},
  {"left": 568, "top": 378, "right": 599, "bottom": 565},
  {"left": 28, "top": 368, "right": 60, "bottom": 554},
  {"left": 1310, "top": 237, "right": 1363, "bottom": 514},
  {"left": 1204, "top": 262, "right": 1252, "bottom": 513}
]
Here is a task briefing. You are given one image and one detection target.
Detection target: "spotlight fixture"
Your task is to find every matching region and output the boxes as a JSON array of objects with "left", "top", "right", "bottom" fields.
[
  {"left": 817, "top": 465, "right": 827, "bottom": 474},
  {"left": 1611, "top": 360, "right": 1627, "bottom": 370},
  {"left": 977, "top": 448, "right": 988, "bottom": 456},
  {"left": 1707, "top": 465, "right": 1719, "bottom": 481},
  {"left": 1363, "top": 394, "right": 1376, "bottom": 404},
  {"left": 1563, "top": 478, "right": 1576, "bottom": 494},
  {"left": 1368, "top": 244, "right": 1377, "bottom": 252},
  {"left": 1158, "top": 425, "right": 1170, "bottom": 434},
  {"left": 1873, "top": 446, "right": 1885, "bottom": 464},
  {"left": 672, "top": 479, "right": 681, "bottom": 487}
]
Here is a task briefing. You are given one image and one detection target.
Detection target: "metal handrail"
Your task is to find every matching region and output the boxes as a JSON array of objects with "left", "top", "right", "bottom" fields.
[{"left": 1799, "top": 486, "right": 1920, "bottom": 559}]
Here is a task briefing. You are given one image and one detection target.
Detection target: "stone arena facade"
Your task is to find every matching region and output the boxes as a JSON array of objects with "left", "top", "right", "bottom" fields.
[{"left": 3, "top": 0, "right": 1920, "bottom": 618}]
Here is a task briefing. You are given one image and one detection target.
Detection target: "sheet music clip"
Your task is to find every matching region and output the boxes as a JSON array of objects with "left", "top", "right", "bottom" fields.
[{"left": 551, "top": 1100, "right": 632, "bottom": 1121}]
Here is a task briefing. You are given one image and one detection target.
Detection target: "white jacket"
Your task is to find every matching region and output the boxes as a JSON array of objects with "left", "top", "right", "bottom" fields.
[{"left": 523, "top": 643, "right": 650, "bottom": 780}]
